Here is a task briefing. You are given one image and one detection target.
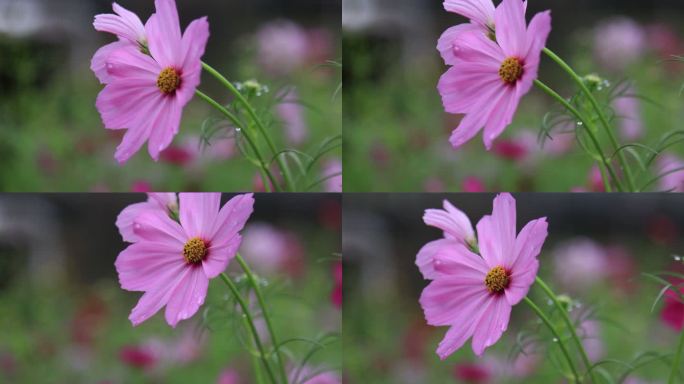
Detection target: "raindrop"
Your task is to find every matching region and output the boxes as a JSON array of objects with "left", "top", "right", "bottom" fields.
[
  {"left": 576, "top": 121, "right": 583, "bottom": 126},
  {"left": 547, "top": 299, "right": 553, "bottom": 306},
  {"left": 552, "top": 338, "right": 558, "bottom": 343},
  {"left": 674, "top": 255, "right": 682, "bottom": 261}
]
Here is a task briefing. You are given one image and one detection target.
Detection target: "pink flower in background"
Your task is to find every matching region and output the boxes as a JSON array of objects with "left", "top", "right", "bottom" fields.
[
  {"left": 160, "top": 145, "right": 196, "bottom": 166},
  {"left": 277, "top": 88, "right": 309, "bottom": 145},
  {"left": 572, "top": 166, "right": 606, "bottom": 192},
  {"left": 657, "top": 154, "right": 684, "bottom": 192},
  {"left": 131, "top": 180, "right": 153, "bottom": 193},
  {"left": 552, "top": 238, "right": 608, "bottom": 289},
  {"left": 323, "top": 159, "right": 343, "bottom": 192},
  {"left": 94, "top": 0, "right": 209, "bottom": 163},
  {"left": 417, "top": 199, "right": 475, "bottom": 279},
  {"left": 240, "top": 223, "right": 305, "bottom": 277},
  {"left": 117, "top": 193, "right": 178, "bottom": 243},
  {"left": 217, "top": 368, "right": 243, "bottom": 384},
  {"left": 418, "top": 193, "right": 548, "bottom": 358},
  {"left": 331, "top": 261, "right": 342, "bottom": 309},
  {"left": 424, "top": 177, "right": 446, "bottom": 192},
  {"left": 92, "top": 3, "right": 147, "bottom": 84},
  {"left": 612, "top": 88, "right": 643, "bottom": 141},
  {"left": 594, "top": 17, "right": 646, "bottom": 71},
  {"left": 462, "top": 176, "right": 486, "bottom": 192},
  {"left": 579, "top": 319, "right": 605, "bottom": 362},
  {"left": 257, "top": 20, "right": 309, "bottom": 76},
  {"left": 115, "top": 193, "right": 254, "bottom": 327},
  {"left": 438, "top": 0, "right": 552, "bottom": 149},
  {"left": 453, "top": 362, "right": 491, "bottom": 383}
]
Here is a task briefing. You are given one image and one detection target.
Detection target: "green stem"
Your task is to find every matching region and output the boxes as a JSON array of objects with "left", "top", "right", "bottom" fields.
[
  {"left": 201, "top": 61, "right": 297, "bottom": 191},
  {"left": 669, "top": 327, "right": 684, "bottom": 384},
  {"left": 533, "top": 79, "right": 619, "bottom": 192},
  {"left": 523, "top": 296, "right": 581, "bottom": 382},
  {"left": 543, "top": 47, "right": 636, "bottom": 191},
  {"left": 535, "top": 277, "right": 597, "bottom": 384},
  {"left": 236, "top": 254, "right": 289, "bottom": 384},
  {"left": 195, "top": 89, "right": 279, "bottom": 192},
  {"left": 244, "top": 315, "right": 267, "bottom": 384},
  {"left": 220, "top": 273, "right": 278, "bottom": 384}
]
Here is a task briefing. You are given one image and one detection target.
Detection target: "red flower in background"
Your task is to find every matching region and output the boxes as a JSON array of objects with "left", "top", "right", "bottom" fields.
[
  {"left": 453, "top": 362, "right": 491, "bottom": 383},
  {"left": 331, "top": 261, "right": 342, "bottom": 309},
  {"left": 661, "top": 270, "right": 684, "bottom": 331},
  {"left": 119, "top": 344, "right": 158, "bottom": 370}
]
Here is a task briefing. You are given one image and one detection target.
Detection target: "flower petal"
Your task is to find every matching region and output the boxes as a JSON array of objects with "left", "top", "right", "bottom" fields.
[
  {"left": 128, "top": 264, "right": 191, "bottom": 326},
  {"left": 476, "top": 193, "right": 516, "bottom": 268},
  {"left": 482, "top": 86, "right": 519, "bottom": 149},
  {"left": 471, "top": 296, "right": 512, "bottom": 356},
  {"left": 494, "top": 0, "right": 527, "bottom": 56},
  {"left": 437, "top": 23, "right": 480, "bottom": 65},
  {"left": 433, "top": 246, "right": 489, "bottom": 279},
  {"left": 133, "top": 208, "right": 187, "bottom": 245},
  {"left": 91, "top": 40, "right": 130, "bottom": 84},
  {"left": 505, "top": 259, "right": 538, "bottom": 305},
  {"left": 511, "top": 217, "right": 548, "bottom": 271},
  {"left": 524, "top": 10, "right": 552, "bottom": 68},
  {"left": 416, "top": 238, "right": 461, "bottom": 280},
  {"left": 164, "top": 266, "right": 209, "bottom": 327},
  {"left": 115, "top": 241, "right": 186, "bottom": 291},
  {"left": 209, "top": 193, "right": 255, "bottom": 246},
  {"left": 179, "top": 193, "right": 222, "bottom": 239},
  {"left": 147, "top": 0, "right": 182, "bottom": 67},
  {"left": 423, "top": 200, "right": 475, "bottom": 243},
  {"left": 147, "top": 96, "right": 182, "bottom": 161},
  {"left": 420, "top": 276, "right": 489, "bottom": 327},
  {"left": 202, "top": 235, "right": 241, "bottom": 278},
  {"left": 443, "top": 0, "right": 495, "bottom": 28},
  {"left": 116, "top": 201, "right": 152, "bottom": 243},
  {"left": 94, "top": 2, "right": 146, "bottom": 44}
]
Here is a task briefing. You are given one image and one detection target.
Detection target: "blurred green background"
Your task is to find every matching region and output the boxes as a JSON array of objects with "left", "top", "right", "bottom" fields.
[
  {"left": 0, "top": 193, "right": 342, "bottom": 383},
  {"left": 343, "top": 193, "right": 684, "bottom": 383},
  {"left": 343, "top": 0, "right": 684, "bottom": 192},
  {"left": 0, "top": 0, "right": 341, "bottom": 191}
]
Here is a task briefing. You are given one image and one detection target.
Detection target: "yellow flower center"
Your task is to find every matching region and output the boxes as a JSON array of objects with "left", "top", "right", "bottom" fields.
[
  {"left": 183, "top": 237, "right": 207, "bottom": 264},
  {"left": 157, "top": 67, "right": 181, "bottom": 94},
  {"left": 499, "top": 57, "right": 524, "bottom": 85},
  {"left": 484, "top": 265, "right": 510, "bottom": 294}
]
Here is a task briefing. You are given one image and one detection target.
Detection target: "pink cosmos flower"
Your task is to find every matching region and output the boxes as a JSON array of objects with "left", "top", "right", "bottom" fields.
[
  {"left": 117, "top": 193, "right": 178, "bottom": 243},
  {"left": 612, "top": 88, "right": 643, "bottom": 141},
  {"left": 438, "top": 0, "right": 496, "bottom": 66},
  {"left": 438, "top": 0, "right": 551, "bottom": 149},
  {"left": 417, "top": 199, "right": 476, "bottom": 280},
  {"left": 115, "top": 193, "right": 254, "bottom": 327},
  {"left": 217, "top": 368, "right": 243, "bottom": 384},
  {"left": 257, "top": 20, "right": 309, "bottom": 76},
  {"left": 418, "top": 193, "right": 548, "bottom": 358},
  {"left": 94, "top": 0, "right": 209, "bottom": 163},
  {"left": 593, "top": 17, "right": 646, "bottom": 71},
  {"left": 277, "top": 88, "right": 309, "bottom": 145},
  {"left": 322, "top": 159, "right": 343, "bottom": 192}
]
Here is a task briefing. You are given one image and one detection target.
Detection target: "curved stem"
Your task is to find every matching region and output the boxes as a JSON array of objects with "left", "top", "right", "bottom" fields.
[
  {"left": 669, "top": 328, "right": 684, "bottom": 384},
  {"left": 534, "top": 79, "right": 620, "bottom": 192},
  {"left": 523, "top": 296, "right": 581, "bottom": 382},
  {"left": 195, "top": 89, "right": 279, "bottom": 192},
  {"left": 236, "top": 254, "right": 289, "bottom": 384},
  {"left": 543, "top": 47, "right": 636, "bottom": 191},
  {"left": 220, "top": 273, "right": 278, "bottom": 384},
  {"left": 201, "top": 61, "right": 297, "bottom": 191},
  {"left": 535, "top": 277, "right": 597, "bottom": 384}
]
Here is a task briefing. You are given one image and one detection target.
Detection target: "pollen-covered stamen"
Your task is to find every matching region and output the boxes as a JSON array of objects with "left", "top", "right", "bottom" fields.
[
  {"left": 157, "top": 67, "right": 181, "bottom": 94},
  {"left": 484, "top": 265, "right": 510, "bottom": 294},
  {"left": 498, "top": 57, "right": 524, "bottom": 85},
  {"left": 183, "top": 237, "right": 207, "bottom": 264}
]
